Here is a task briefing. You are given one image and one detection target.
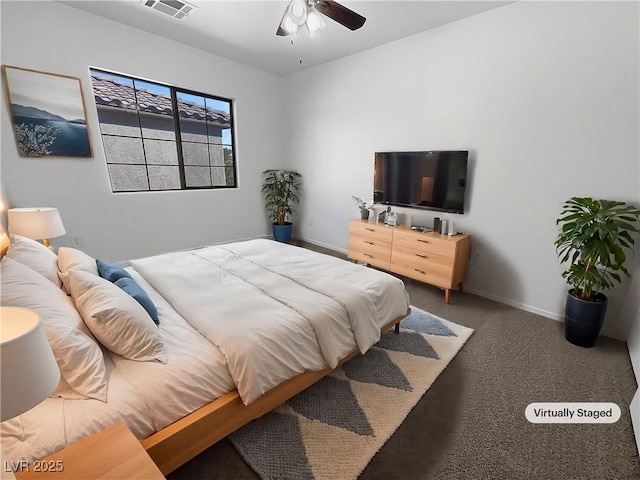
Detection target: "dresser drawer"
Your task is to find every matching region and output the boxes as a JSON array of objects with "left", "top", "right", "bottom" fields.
[
  {"left": 391, "top": 245, "right": 454, "bottom": 270},
  {"left": 349, "top": 221, "right": 394, "bottom": 243},
  {"left": 390, "top": 249, "right": 454, "bottom": 288},
  {"left": 392, "top": 229, "right": 456, "bottom": 257},
  {"left": 348, "top": 236, "right": 391, "bottom": 269}
]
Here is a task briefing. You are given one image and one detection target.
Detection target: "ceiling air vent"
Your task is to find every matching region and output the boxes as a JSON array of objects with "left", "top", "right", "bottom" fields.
[{"left": 141, "top": 0, "right": 197, "bottom": 20}]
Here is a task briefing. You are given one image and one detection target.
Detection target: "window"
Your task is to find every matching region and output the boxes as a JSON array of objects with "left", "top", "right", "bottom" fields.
[{"left": 89, "top": 69, "right": 236, "bottom": 192}]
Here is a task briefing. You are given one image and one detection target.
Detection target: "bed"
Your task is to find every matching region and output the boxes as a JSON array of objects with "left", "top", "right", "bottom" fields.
[{"left": 0, "top": 236, "right": 410, "bottom": 475}]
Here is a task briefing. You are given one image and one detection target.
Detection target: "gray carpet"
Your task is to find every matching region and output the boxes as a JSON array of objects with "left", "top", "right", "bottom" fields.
[{"left": 168, "top": 245, "right": 640, "bottom": 480}]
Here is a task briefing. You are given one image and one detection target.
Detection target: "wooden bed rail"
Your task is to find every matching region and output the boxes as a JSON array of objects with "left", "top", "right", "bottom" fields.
[{"left": 141, "top": 309, "right": 410, "bottom": 475}]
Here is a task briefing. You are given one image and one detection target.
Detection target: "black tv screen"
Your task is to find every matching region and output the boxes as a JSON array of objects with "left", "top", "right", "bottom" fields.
[{"left": 374, "top": 151, "right": 469, "bottom": 214}]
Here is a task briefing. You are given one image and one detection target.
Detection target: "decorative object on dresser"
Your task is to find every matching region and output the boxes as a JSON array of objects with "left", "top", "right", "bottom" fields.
[
  {"left": 348, "top": 219, "right": 471, "bottom": 304},
  {"left": 555, "top": 197, "right": 640, "bottom": 348},
  {"left": 7, "top": 207, "right": 65, "bottom": 247},
  {"left": 352, "top": 196, "right": 372, "bottom": 220},
  {"left": 262, "top": 169, "right": 302, "bottom": 243}
]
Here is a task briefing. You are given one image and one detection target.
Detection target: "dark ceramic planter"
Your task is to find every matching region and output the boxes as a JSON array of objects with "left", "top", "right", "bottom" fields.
[
  {"left": 564, "top": 289, "right": 608, "bottom": 348},
  {"left": 360, "top": 209, "right": 370, "bottom": 220},
  {"left": 272, "top": 222, "right": 293, "bottom": 243}
]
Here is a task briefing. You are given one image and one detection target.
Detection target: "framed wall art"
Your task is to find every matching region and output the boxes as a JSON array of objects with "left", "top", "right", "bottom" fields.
[{"left": 2, "top": 65, "right": 92, "bottom": 157}]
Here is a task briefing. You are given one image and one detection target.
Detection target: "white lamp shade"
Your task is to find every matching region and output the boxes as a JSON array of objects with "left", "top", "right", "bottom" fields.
[
  {"left": 1, "top": 307, "right": 60, "bottom": 421},
  {"left": 7, "top": 208, "right": 66, "bottom": 241},
  {"left": 0, "top": 225, "right": 9, "bottom": 254}
]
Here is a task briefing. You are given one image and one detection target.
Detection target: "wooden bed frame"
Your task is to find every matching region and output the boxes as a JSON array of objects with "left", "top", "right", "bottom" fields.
[{"left": 141, "top": 310, "right": 409, "bottom": 475}]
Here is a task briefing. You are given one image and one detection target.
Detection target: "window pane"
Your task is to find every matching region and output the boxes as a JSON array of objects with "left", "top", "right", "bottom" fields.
[
  {"left": 185, "top": 166, "right": 211, "bottom": 187},
  {"left": 211, "top": 167, "right": 228, "bottom": 186},
  {"left": 108, "top": 164, "right": 149, "bottom": 192},
  {"left": 209, "top": 144, "right": 224, "bottom": 166},
  {"left": 136, "top": 81, "right": 176, "bottom": 141},
  {"left": 148, "top": 165, "right": 181, "bottom": 190},
  {"left": 103, "top": 136, "right": 144, "bottom": 164},
  {"left": 182, "top": 142, "right": 209, "bottom": 166},
  {"left": 91, "top": 71, "right": 140, "bottom": 136},
  {"left": 177, "top": 92, "right": 207, "bottom": 142},
  {"left": 144, "top": 139, "right": 178, "bottom": 165}
]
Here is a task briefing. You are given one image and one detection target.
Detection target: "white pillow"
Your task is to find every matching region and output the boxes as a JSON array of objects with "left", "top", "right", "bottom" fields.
[
  {"left": 57, "top": 247, "right": 99, "bottom": 275},
  {"left": 57, "top": 247, "right": 99, "bottom": 294},
  {"left": 66, "top": 270, "right": 167, "bottom": 364},
  {"left": 0, "top": 257, "right": 108, "bottom": 401},
  {"left": 5, "top": 234, "right": 61, "bottom": 287}
]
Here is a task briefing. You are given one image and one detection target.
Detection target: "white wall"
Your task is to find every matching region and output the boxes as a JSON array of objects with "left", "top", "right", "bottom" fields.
[
  {"left": 0, "top": 1, "right": 284, "bottom": 261},
  {"left": 284, "top": 1, "right": 640, "bottom": 339}
]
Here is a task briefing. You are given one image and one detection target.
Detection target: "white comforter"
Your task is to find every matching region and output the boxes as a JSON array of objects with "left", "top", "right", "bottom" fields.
[{"left": 131, "top": 239, "right": 410, "bottom": 404}]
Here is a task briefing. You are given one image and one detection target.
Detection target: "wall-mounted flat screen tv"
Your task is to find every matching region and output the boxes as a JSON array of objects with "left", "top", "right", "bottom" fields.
[{"left": 374, "top": 150, "right": 469, "bottom": 214}]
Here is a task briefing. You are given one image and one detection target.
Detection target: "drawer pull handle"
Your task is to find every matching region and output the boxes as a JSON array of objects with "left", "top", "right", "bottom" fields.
[
  {"left": 415, "top": 254, "right": 428, "bottom": 259},
  {"left": 364, "top": 253, "right": 373, "bottom": 258},
  {"left": 364, "top": 241, "right": 374, "bottom": 245},
  {"left": 365, "top": 228, "right": 375, "bottom": 232},
  {"left": 414, "top": 268, "right": 426, "bottom": 274},
  {"left": 417, "top": 239, "right": 429, "bottom": 243}
]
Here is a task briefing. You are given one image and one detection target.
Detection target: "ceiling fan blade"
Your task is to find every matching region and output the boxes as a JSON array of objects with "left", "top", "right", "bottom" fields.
[
  {"left": 276, "top": 25, "right": 289, "bottom": 36},
  {"left": 315, "top": 0, "right": 366, "bottom": 31}
]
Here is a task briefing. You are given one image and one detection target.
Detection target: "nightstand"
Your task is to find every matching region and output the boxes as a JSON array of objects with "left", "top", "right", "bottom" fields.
[{"left": 15, "top": 422, "right": 164, "bottom": 480}]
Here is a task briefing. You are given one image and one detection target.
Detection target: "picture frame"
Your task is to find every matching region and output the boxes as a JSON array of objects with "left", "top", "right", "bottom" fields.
[{"left": 2, "top": 65, "right": 93, "bottom": 157}]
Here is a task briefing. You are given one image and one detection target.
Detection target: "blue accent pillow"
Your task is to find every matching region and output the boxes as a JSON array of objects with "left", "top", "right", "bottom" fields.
[
  {"left": 96, "top": 259, "right": 132, "bottom": 283},
  {"left": 114, "top": 277, "right": 160, "bottom": 325}
]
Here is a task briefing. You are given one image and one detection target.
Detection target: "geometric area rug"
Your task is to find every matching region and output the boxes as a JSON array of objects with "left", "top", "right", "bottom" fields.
[{"left": 228, "top": 307, "right": 474, "bottom": 480}]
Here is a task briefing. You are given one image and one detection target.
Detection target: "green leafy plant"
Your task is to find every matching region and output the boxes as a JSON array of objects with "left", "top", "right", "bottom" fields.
[
  {"left": 262, "top": 169, "right": 302, "bottom": 226},
  {"left": 555, "top": 197, "right": 640, "bottom": 301},
  {"left": 352, "top": 196, "right": 372, "bottom": 212}
]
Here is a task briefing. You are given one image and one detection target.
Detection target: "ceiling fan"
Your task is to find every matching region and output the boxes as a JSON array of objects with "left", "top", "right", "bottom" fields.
[{"left": 276, "top": 0, "right": 366, "bottom": 37}]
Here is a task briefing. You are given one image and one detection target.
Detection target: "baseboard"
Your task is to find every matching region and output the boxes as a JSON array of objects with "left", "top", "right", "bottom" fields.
[
  {"left": 296, "top": 237, "right": 348, "bottom": 256},
  {"left": 464, "top": 287, "right": 563, "bottom": 322},
  {"left": 631, "top": 389, "right": 640, "bottom": 456}
]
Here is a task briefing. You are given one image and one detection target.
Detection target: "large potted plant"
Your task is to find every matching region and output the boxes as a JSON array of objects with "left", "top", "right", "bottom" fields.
[
  {"left": 555, "top": 197, "right": 640, "bottom": 347},
  {"left": 262, "top": 169, "right": 302, "bottom": 244}
]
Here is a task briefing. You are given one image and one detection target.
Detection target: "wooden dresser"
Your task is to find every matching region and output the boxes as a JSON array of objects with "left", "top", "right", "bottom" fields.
[{"left": 348, "top": 219, "right": 471, "bottom": 303}]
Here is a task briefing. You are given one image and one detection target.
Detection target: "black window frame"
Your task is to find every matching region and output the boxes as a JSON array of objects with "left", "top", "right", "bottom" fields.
[{"left": 89, "top": 68, "right": 238, "bottom": 193}]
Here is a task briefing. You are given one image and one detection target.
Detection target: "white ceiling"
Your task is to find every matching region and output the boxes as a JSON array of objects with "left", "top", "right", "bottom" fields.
[{"left": 61, "top": 1, "right": 513, "bottom": 76}]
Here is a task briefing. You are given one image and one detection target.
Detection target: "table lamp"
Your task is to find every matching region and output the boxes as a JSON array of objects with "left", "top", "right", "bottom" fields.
[
  {"left": 1, "top": 307, "right": 60, "bottom": 422},
  {"left": 0, "top": 226, "right": 9, "bottom": 256},
  {"left": 7, "top": 208, "right": 66, "bottom": 247},
  {"left": 1, "top": 308, "right": 60, "bottom": 480}
]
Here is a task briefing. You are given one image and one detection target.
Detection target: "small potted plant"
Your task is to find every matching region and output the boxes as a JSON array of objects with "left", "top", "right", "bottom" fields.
[
  {"left": 352, "top": 196, "right": 372, "bottom": 220},
  {"left": 262, "top": 169, "right": 302, "bottom": 243},
  {"left": 555, "top": 197, "right": 640, "bottom": 347}
]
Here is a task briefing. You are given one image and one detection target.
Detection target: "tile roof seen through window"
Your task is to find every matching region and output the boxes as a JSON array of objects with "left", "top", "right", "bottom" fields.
[{"left": 91, "top": 75, "right": 230, "bottom": 128}]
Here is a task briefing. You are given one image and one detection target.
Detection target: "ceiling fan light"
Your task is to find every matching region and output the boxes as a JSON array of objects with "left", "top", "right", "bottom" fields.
[
  {"left": 279, "top": 13, "right": 299, "bottom": 35},
  {"left": 306, "top": 7, "right": 325, "bottom": 36},
  {"left": 287, "top": 0, "right": 307, "bottom": 26}
]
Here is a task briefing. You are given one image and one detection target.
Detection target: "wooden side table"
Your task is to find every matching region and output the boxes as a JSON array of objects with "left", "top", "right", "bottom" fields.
[{"left": 15, "top": 422, "right": 164, "bottom": 480}]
